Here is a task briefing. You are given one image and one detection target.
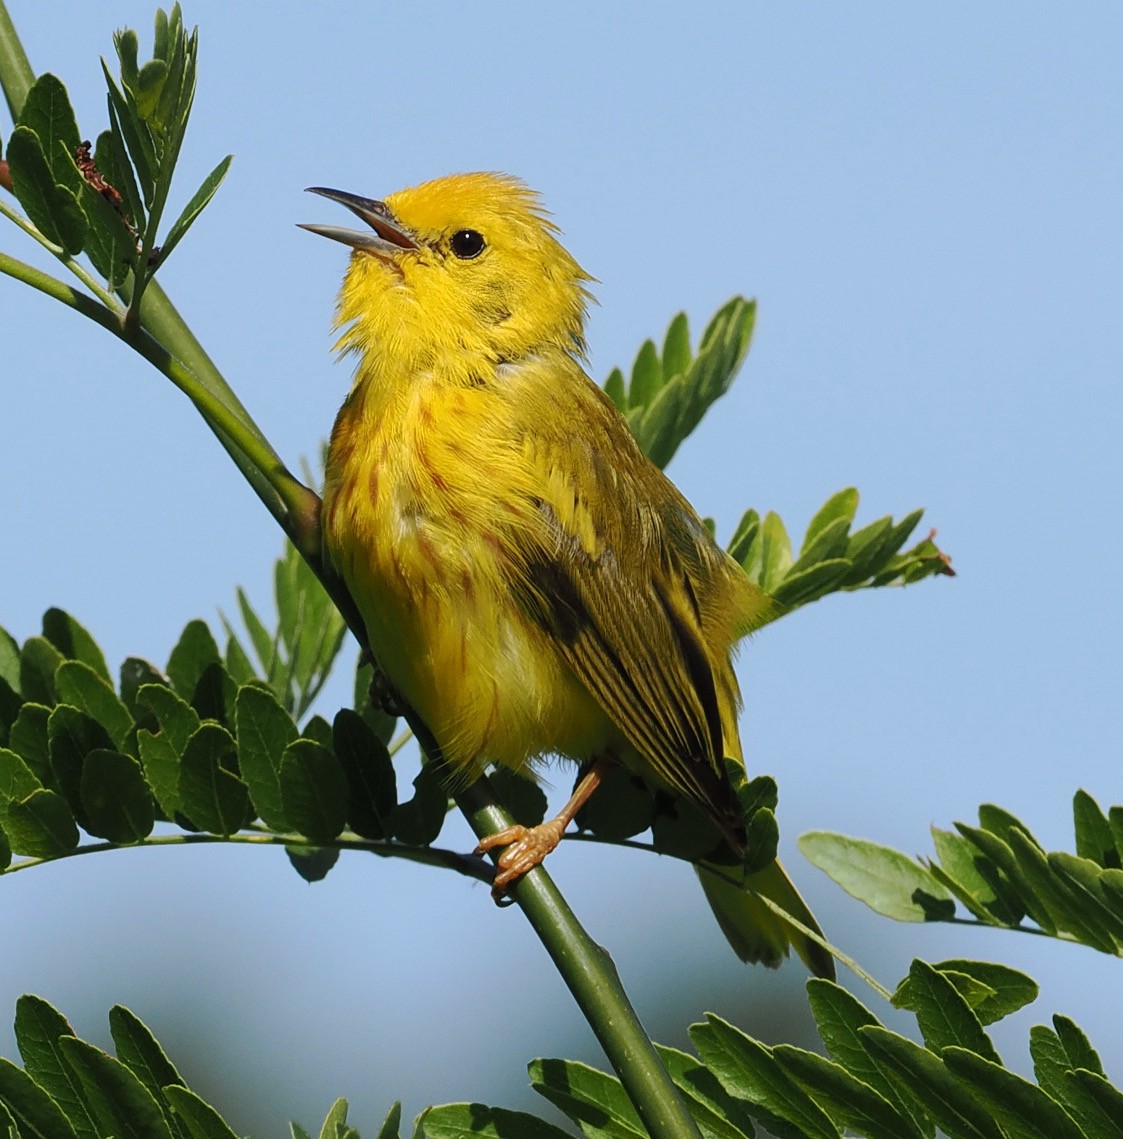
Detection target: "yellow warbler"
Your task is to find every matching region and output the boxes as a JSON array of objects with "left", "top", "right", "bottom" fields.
[{"left": 303, "top": 172, "right": 832, "bottom": 977}]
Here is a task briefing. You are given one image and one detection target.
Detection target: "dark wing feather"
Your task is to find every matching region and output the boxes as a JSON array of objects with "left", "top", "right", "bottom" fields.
[{"left": 507, "top": 492, "right": 743, "bottom": 848}]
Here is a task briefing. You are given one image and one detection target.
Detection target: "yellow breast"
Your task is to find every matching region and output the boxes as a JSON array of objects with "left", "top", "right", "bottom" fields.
[{"left": 322, "top": 364, "right": 611, "bottom": 777}]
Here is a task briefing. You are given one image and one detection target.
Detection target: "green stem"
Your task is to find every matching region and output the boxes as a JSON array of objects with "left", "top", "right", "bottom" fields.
[
  {"left": 410, "top": 715, "right": 703, "bottom": 1139},
  {"left": 1, "top": 830, "right": 497, "bottom": 883},
  {"left": 387, "top": 727, "right": 414, "bottom": 758},
  {"left": 0, "top": 198, "right": 126, "bottom": 311}
]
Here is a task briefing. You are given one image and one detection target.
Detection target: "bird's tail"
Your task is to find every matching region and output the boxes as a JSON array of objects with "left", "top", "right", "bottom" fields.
[{"left": 696, "top": 856, "right": 835, "bottom": 979}]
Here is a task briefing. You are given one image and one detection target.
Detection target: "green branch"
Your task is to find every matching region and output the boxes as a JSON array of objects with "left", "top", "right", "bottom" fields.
[{"left": 1, "top": 829, "right": 497, "bottom": 883}]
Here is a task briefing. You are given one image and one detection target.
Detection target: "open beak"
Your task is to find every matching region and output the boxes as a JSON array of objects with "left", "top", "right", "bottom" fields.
[{"left": 298, "top": 187, "right": 419, "bottom": 259}]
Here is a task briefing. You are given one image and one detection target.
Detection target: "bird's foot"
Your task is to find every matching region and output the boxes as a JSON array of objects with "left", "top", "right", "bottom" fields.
[
  {"left": 367, "top": 668, "right": 406, "bottom": 717},
  {"left": 476, "top": 819, "right": 568, "bottom": 901}
]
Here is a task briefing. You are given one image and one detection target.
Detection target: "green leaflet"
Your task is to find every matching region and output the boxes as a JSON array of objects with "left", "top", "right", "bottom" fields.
[
  {"left": 8, "top": 704, "right": 52, "bottom": 786},
  {"left": 59, "top": 1036, "right": 173, "bottom": 1139},
  {"left": 653, "top": 1044, "right": 756, "bottom": 1139},
  {"left": 279, "top": 738, "right": 348, "bottom": 843},
  {"left": 55, "top": 662, "right": 133, "bottom": 750},
  {"left": 162, "top": 1087, "right": 240, "bottom": 1139},
  {"left": 177, "top": 723, "right": 251, "bottom": 837},
  {"left": 136, "top": 684, "right": 200, "bottom": 756},
  {"left": 893, "top": 959, "right": 1037, "bottom": 1026},
  {"left": 415, "top": 1103, "right": 570, "bottom": 1139},
  {"left": 607, "top": 299, "right": 756, "bottom": 469},
  {"left": 5, "top": 789, "right": 78, "bottom": 857},
  {"left": 137, "top": 730, "right": 181, "bottom": 818},
  {"left": 165, "top": 620, "right": 221, "bottom": 701},
  {"left": 895, "top": 961, "right": 1000, "bottom": 1063},
  {"left": 575, "top": 764, "right": 654, "bottom": 842},
  {"left": 188, "top": 662, "right": 237, "bottom": 728},
  {"left": 0, "top": 1056, "right": 78, "bottom": 1139},
  {"left": 235, "top": 684, "right": 298, "bottom": 831},
  {"left": 16, "top": 74, "right": 82, "bottom": 193},
  {"left": 332, "top": 708, "right": 396, "bottom": 841},
  {"left": 80, "top": 749, "right": 154, "bottom": 843},
  {"left": 20, "top": 637, "right": 63, "bottom": 706},
  {"left": 942, "top": 1049, "right": 1085, "bottom": 1139},
  {"left": 771, "top": 1045, "right": 924, "bottom": 1139},
  {"left": 387, "top": 763, "right": 448, "bottom": 846},
  {"left": 41, "top": 610, "right": 110, "bottom": 685},
  {"left": 47, "top": 701, "right": 116, "bottom": 825},
  {"left": 529, "top": 1057, "right": 648, "bottom": 1139},
  {"left": 0, "top": 748, "right": 43, "bottom": 812},
  {"left": 373, "top": 1102, "right": 401, "bottom": 1139},
  {"left": 1073, "top": 789, "right": 1119, "bottom": 868},
  {"left": 13, "top": 997, "right": 99, "bottom": 1139},
  {"left": 155, "top": 153, "right": 232, "bottom": 268},
  {"left": 858, "top": 1027, "right": 1003, "bottom": 1139},
  {"left": 6, "top": 126, "right": 87, "bottom": 254},
  {"left": 799, "top": 832, "right": 955, "bottom": 922},
  {"left": 690, "top": 1015, "right": 839, "bottom": 1139},
  {"left": 107, "top": 1006, "right": 190, "bottom": 1139}
]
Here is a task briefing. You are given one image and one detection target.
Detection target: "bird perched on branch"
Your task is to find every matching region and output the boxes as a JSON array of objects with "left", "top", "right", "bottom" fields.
[{"left": 303, "top": 172, "right": 832, "bottom": 977}]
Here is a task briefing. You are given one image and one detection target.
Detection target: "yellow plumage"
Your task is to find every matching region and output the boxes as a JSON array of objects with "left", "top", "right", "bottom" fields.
[{"left": 307, "top": 172, "right": 832, "bottom": 977}]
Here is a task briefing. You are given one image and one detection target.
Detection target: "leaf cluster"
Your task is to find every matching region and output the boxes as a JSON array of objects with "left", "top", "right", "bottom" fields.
[
  {"left": 413, "top": 958, "right": 1123, "bottom": 1139},
  {"left": 0, "top": 995, "right": 269, "bottom": 1139},
  {"left": 1, "top": 6, "right": 230, "bottom": 304},
  {"left": 599, "top": 310, "right": 953, "bottom": 617},
  {"left": 8, "top": 966, "right": 1123, "bottom": 1139},
  {"left": 729, "top": 487, "right": 954, "bottom": 614},
  {"left": 604, "top": 299, "right": 756, "bottom": 470},
  {"left": 0, "top": 545, "right": 464, "bottom": 881},
  {"left": 802, "top": 790, "right": 1123, "bottom": 958},
  {"left": 220, "top": 540, "right": 349, "bottom": 722}
]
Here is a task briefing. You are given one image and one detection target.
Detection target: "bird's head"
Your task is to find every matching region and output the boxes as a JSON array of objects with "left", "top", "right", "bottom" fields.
[{"left": 301, "top": 172, "right": 594, "bottom": 375}]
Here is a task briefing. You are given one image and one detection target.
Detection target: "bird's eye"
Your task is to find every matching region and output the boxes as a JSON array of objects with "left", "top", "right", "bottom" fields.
[{"left": 450, "top": 229, "right": 485, "bottom": 259}]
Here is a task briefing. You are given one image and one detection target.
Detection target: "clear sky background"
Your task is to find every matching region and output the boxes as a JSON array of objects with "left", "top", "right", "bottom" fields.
[{"left": 2, "top": 2, "right": 1121, "bottom": 1134}]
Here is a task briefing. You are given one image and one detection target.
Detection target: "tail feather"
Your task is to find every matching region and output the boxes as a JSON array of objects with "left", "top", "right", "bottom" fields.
[{"left": 697, "top": 857, "right": 835, "bottom": 979}]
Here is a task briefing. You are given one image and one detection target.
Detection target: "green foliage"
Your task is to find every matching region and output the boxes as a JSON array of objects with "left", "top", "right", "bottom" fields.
[
  {"left": 607, "top": 319, "right": 953, "bottom": 616},
  {"left": 0, "top": 538, "right": 428, "bottom": 879},
  {"left": 802, "top": 789, "right": 1123, "bottom": 959},
  {"left": 513, "top": 962, "right": 1122, "bottom": 1139},
  {"left": 2, "top": 7, "right": 230, "bottom": 307},
  {"left": 728, "top": 487, "right": 954, "bottom": 617},
  {"left": 603, "top": 299, "right": 756, "bottom": 469},
  {"left": 6, "top": 980, "right": 1121, "bottom": 1139},
  {"left": 221, "top": 541, "right": 348, "bottom": 721}
]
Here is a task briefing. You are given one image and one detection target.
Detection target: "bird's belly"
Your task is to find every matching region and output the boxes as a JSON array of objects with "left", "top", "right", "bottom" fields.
[{"left": 327, "top": 466, "right": 609, "bottom": 777}]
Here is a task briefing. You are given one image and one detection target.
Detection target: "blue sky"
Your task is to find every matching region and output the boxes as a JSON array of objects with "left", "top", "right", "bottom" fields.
[{"left": 2, "top": 2, "right": 1122, "bottom": 1133}]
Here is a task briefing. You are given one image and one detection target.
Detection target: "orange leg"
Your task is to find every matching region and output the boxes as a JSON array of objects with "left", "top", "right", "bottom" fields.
[{"left": 476, "top": 756, "right": 609, "bottom": 900}]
